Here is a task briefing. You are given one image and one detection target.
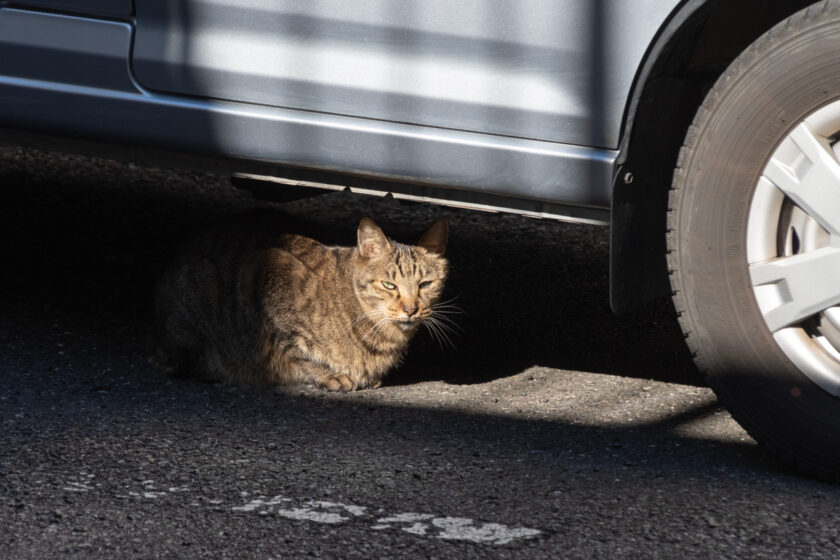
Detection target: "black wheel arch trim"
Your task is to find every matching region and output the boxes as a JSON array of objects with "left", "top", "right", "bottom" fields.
[{"left": 609, "top": 0, "right": 819, "bottom": 314}]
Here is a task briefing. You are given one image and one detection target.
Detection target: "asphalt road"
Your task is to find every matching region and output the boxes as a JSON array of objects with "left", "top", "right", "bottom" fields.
[{"left": 1, "top": 147, "right": 839, "bottom": 559}]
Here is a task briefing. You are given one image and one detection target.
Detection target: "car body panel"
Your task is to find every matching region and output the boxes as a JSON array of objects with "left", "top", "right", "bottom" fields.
[
  {"left": 0, "top": 65, "right": 615, "bottom": 219},
  {"left": 0, "top": 1, "right": 688, "bottom": 223},
  {"left": 7, "top": 0, "right": 134, "bottom": 17},
  {"left": 133, "top": 0, "right": 678, "bottom": 148},
  {"left": 0, "top": 9, "right": 134, "bottom": 91}
]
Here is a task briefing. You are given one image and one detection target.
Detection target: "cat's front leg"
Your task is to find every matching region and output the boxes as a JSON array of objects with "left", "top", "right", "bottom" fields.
[
  {"left": 274, "top": 351, "right": 358, "bottom": 392},
  {"left": 317, "top": 372, "right": 358, "bottom": 392}
]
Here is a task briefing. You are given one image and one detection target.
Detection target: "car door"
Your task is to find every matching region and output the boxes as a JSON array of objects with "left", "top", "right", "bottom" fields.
[
  {"left": 10, "top": 1, "right": 132, "bottom": 16},
  {"left": 132, "top": 0, "right": 677, "bottom": 149}
]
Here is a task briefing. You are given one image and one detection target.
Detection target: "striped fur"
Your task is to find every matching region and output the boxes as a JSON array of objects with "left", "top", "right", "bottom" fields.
[{"left": 154, "top": 213, "right": 448, "bottom": 391}]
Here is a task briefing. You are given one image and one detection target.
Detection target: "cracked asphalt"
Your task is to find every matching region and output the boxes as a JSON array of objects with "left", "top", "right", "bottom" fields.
[{"left": 1, "top": 147, "right": 839, "bottom": 559}]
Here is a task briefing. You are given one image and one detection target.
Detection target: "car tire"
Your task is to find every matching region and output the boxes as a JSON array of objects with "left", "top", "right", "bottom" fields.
[{"left": 668, "top": 0, "right": 840, "bottom": 480}]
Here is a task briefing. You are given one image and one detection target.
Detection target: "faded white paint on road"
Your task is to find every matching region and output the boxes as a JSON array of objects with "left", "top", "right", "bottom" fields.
[
  {"left": 53, "top": 474, "right": 541, "bottom": 547},
  {"left": 233, "top": 495, "right": 542, "bottom": 545}
]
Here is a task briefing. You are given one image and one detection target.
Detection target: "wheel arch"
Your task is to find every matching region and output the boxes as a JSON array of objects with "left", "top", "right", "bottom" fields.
[{"left": 609, "top": 0, "right": 819, "bottom": 314}]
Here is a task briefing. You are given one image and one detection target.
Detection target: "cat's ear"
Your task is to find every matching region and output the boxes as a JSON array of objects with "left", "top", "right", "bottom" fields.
[
  {"left": 357, "top": 217, "right": 392, "bottom": 259},
  {"left": 418, "top": 218, "right": 449, "bottom": 256}
]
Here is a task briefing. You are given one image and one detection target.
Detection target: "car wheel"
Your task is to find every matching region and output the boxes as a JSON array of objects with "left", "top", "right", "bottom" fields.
[{"left": 668, "top": 1, "right": 840, "bottom": 480}]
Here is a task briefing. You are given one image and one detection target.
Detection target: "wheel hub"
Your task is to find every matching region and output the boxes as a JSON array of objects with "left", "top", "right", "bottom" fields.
[{"left": 748, "top": 100, "right": 840, "bottom": 397}]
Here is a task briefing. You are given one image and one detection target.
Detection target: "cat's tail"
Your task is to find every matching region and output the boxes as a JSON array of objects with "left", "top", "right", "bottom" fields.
[
  {"left": 149, "top": 341, "right": 223, "bottom": 382},
  {"left": 150, "top": 297, "right": 207, "bottom": 380}
]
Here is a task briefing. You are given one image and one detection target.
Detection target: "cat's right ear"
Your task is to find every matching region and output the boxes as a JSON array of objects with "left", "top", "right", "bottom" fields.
[
  {"left": 418, "top": 218, "right": 449, "bottom": 256},
  {"left": 357, "top": 217, "right": 392, "bottom": 259}
]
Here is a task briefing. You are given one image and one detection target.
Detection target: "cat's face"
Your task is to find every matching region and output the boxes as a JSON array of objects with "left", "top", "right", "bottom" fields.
[{"left": 353, "top": 218, "right": 449, "bottom": 333}]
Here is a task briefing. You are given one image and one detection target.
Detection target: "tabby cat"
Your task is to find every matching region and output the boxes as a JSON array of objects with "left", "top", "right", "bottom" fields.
[{"left": 154, "top": 213, "right": 449, "bottom": 391}]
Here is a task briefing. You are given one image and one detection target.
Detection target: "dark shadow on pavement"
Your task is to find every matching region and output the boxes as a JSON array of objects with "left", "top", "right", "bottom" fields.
[{"left": 0, "top": 148, "right": 700, "bottom": 392}]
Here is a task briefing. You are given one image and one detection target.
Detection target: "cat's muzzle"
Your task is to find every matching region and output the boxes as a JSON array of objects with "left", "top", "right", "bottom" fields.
[{"left": 395, "top": 318, "right": 421, "bottom": 331}]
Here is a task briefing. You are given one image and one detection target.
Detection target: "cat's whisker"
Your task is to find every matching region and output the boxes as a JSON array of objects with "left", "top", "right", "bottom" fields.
[
  {"left": 353, "top": 312, "right": 376, "bottom": 323},
  {"left": 371, "top": 318, "right": 391, "bottom": 339},
  {"left": 433, "top": 317, "right": 464, "bottom": 333},
  {"left": 432, "top": 314, "right": 460, "bottom": 340},
  {"left": 429, "top": 323, "right": 458, "bottom": 347},
  {"left": 431, "top": 302, "right": 465, "bottom": 316},
  {"left": 433, "top": 299, "right": 462, "bottom": 308},
  {"left": 427, "top": 323, "right": 455, "bottom": 350},
  {"left": 423, "top": 316, "right": 457, "bottom": 349},
  {"left": 374, "top": 316, "right": 398, "bottom": 339},
  {"left": 354, "top": 309, "right": 385, "bottom": 325},
  {"left": 365, "top": 316, "right": 391, "bottom": 339},
  {"left": 429, "top": 310, "right": 462, "bottom": 333},
  {"left": 422, "top": 320, "right": 445, "bottom": 349},
  {"left": 432, "top": 307, "right": 465, "bottom": 315},
  {"left": 431, "top": 307, "right": 461, "bottom": 319},
  {"left": 363, "top": 316, "right": 380, "bottom": 337},
  {"left": 430, "top": 308, "right": 464, "bottom": 320},
  {"left": 432, "top": 296, "right": 464, "bottom": 313}
]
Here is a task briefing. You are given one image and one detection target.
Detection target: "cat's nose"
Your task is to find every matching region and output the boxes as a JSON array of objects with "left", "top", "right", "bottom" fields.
[{"left": 403, "top": 305, "right": 418, "bottom": 317}]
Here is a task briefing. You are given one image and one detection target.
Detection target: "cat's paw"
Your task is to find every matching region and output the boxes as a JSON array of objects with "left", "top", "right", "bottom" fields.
[{"left": 319, "top": 373, "right": 357, "bottom": 392}]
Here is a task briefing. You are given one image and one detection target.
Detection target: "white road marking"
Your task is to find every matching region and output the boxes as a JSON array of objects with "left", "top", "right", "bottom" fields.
[
  {"left": 233, "top": 495, "right": 540, "bottom": 545},
  {"left": 54, "top": 475, "right": 540, "bottom": 546},
  {"left": 377, "top": 513, "right": 434, "bottom": 523},
  {"left": 231, "top": 495, "right": 290, "bottom": 512},
  {"left": 234, "top": 497, "right": 368, "bottom": 524},
  {"left": 61, "top": 472, "right": 96, "bottom": 493},
  {"left": 123, "top": 480, "right": 189, "bottom": 499},
  {"left": 311, "top": 501, "right": 368, "bottom": 517},
  {"left": 274, "top": 507, "right": 348, "bottom": 524},
  {"left": 62, "top": 481, "right": 94, "bottom": 493},
  {"left": 432, "top": 517, "right": 542, "bottom": 545},
  {"left": 402, "top": 522, "right": 430, "bottom": 536}
]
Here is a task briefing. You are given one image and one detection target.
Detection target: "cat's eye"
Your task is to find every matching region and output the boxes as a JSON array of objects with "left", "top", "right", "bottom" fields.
[
  {"left": 419, "top": 280, "right": 433, "bottom": 289},
  {"left": 381, "top": 281, "right": 397, "bottom": 290}
]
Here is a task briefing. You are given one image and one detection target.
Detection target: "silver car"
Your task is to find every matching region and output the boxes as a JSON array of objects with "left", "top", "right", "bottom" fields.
[{"left": 1, "top": 0, "right": 839, "bottom": 480}]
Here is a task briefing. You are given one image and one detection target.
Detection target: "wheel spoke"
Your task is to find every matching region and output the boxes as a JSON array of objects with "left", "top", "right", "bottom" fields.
[
  {"left": 763, "top": 122, "right": 840, "bottom": 236},
  {"left": 750, "top": 247, "right": 840, "bottom": 332}
]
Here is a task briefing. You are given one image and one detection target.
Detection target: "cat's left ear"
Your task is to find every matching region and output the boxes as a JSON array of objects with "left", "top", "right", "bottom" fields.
[
  {"left": 418, "top": 218, "right": 449, "bottom": 256},
  {"left": 357, "top": 217, "right": 393, "bottom": 259}
]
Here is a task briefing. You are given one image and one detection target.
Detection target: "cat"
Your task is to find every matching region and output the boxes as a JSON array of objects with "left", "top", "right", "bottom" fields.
[{"left": 153, "top": 212, "right": 449, "bottom": 391}]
